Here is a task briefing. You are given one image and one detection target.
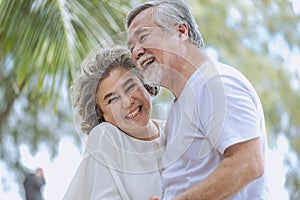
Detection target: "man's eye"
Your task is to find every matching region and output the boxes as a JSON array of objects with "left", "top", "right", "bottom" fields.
[{"left": 140, "top": 34, "right": 149, "bottom": 42}]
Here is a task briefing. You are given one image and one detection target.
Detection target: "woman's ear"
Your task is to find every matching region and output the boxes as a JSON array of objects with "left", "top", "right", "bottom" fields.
[{"left": 95, "top": 104, "right": 105, "bottom": 123}]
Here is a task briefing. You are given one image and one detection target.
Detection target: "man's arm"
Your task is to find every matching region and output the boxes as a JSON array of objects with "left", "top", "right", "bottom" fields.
[{"left": 174, "top": 137, "right": 264, "bottom": 200}]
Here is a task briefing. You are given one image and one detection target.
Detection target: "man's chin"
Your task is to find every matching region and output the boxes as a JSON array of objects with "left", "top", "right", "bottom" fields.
[
  {"left": 144, "top": 69, "right": 163, "bottom": 86},
  {"left": 144, "top": 80, "right": 161, "bottom": 87}
]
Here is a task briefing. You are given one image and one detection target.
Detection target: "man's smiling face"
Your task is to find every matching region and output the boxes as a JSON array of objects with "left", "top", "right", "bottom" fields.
[{"left": 127, "top": 7, "right": 182, "bottom": 86}]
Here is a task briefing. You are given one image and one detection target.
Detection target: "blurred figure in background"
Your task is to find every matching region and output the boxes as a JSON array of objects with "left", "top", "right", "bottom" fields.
[{"left": 23, "top": 167, "right": 46, "bottom": 200}]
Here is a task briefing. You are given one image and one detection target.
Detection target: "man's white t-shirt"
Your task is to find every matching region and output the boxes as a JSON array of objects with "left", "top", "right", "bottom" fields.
[{"left": 162, "top": 61, "right": 269, "bottom": 199}]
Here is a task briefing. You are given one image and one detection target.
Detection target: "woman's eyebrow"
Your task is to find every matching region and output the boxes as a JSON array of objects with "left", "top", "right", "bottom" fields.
[
  {"left": 103, "top": 92, "right": 115, "bottom": 102},
  {"left": 122, "top": 78, "right": 134, "bottom": 89},
  {"left": 102, "top": 77, "right": 136, "bottom": 102}
]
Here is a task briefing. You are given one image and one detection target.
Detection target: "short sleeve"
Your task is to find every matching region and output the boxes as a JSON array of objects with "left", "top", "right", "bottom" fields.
[
  {"left": 197, "top": 63, "right": 261, "bottom": 155},
  {"left": 215, "top": 74, "right": 261, "bottom": 154}
]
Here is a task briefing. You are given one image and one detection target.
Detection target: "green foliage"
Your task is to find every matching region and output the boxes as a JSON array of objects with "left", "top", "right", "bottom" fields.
[
  {"left": 1, "top": 0, "right": 300, "bottom": 198},
  {"left": 0, "top": 0, "right": 130, "bottom": 106}
]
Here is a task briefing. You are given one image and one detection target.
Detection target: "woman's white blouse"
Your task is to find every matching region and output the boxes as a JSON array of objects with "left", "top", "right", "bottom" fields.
[{"left": 64, "top": 120, "right": 165, "bottom": 200}]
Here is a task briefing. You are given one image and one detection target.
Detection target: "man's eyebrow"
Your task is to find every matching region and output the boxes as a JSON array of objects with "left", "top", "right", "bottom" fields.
[
  {"left": 127, "top": 27, "right": 148, "bottom": 47},
  {"left": 134, "top": 27, "right": 148, "bottom": 35}
]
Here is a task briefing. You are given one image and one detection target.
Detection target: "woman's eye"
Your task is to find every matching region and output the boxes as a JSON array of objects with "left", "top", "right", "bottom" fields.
[
  {"left": 126, "top": 84, "right": 137, "bottom": 94},
  {"left": 108, "top": 97, "right": 119, "bottom": 104}
]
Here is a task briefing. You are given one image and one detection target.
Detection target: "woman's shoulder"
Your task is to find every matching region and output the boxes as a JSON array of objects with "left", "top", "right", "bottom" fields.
[
  {"left": 89, "top": 122, "right": 121, "bottom": 139},
  {"left": 85, "top": 122, "right": 123, "bottom": 151},
  {"left": 90, "top": 122, "right": 118, "bottom": 133}
]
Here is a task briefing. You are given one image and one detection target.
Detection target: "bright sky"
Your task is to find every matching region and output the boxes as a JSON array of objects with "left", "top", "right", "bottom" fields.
[{"left": 291, "top": 0, "right": 300, "bottom": 13}]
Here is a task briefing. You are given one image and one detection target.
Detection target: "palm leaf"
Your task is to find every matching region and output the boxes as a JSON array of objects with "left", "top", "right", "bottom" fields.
[{"left": 0, "top": 0, "right": 131, "bottom": 107}]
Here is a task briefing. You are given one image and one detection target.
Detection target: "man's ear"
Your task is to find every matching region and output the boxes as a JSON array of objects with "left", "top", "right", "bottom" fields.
[{"left": 176, "top": 24, "right": 189, "bottom": 39}]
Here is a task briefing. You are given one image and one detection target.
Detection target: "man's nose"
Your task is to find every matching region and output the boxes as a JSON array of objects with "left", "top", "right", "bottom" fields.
[{"left": 132, "top": 44, "right": 145, "bottom": 62}]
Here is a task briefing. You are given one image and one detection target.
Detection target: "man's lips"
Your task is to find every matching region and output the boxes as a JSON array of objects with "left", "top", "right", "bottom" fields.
[{"left": 137, "top": 54, "right": 155, "bottom": 69}]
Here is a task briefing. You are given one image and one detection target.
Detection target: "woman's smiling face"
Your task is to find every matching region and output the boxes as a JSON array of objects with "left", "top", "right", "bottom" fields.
[{"left": 96, "top": 67, "right": 152, "bottom": 138}]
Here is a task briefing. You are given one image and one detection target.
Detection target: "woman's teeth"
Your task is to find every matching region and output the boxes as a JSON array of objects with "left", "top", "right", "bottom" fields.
[{"left": 127, "top": 106, "right": 141, "bottom": 119}]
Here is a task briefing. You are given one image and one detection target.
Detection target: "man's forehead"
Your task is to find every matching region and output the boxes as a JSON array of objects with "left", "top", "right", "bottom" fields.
[
  {"left": 128, "top": 26, "right": 162, "bottom": 39},
  {"left": 128, "top": 7, "right": 153, "bottom": 29}
]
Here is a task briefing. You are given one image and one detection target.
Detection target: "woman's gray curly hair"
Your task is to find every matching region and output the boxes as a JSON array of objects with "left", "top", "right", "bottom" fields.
[{"left": 71, "top": 46, "right": 159, "bottom": 135}]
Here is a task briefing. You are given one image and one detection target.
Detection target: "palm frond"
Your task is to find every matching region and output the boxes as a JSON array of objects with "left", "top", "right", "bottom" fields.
[{"left": 0, "top": 0, "right": 131, "bottom": 106}]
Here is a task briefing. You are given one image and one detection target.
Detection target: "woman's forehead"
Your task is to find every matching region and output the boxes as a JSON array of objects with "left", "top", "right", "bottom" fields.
[
  {"left": 107, "top": 67, "right": 139, "bottom": 83},
  {"left": 100, "top": 68, "right": 140, "bottom": 92}
]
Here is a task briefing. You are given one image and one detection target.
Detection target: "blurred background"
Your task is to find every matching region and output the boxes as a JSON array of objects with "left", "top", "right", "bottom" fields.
[{"left": 0, "top": 0, "right": 299, "bottom": 199}]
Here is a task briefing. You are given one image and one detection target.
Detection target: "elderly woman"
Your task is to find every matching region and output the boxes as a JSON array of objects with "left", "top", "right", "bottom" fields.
[{"left": 64, "top": 46, "right": 165, "bottom": 200}]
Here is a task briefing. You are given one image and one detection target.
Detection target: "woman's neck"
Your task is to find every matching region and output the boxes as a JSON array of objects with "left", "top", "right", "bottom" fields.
[{"left": 141, "top": 120, "right": 160, "bottom": 141}]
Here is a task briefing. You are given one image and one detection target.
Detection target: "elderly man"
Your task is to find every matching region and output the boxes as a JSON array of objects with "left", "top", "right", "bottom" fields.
[{"left": 126, "top": 0, "right": 269, "bottom": 199}]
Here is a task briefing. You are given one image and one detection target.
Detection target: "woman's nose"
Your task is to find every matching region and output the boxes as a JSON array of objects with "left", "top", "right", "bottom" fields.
[{"left": 121, "top": 95, "right": 134, "bottom": 108}]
